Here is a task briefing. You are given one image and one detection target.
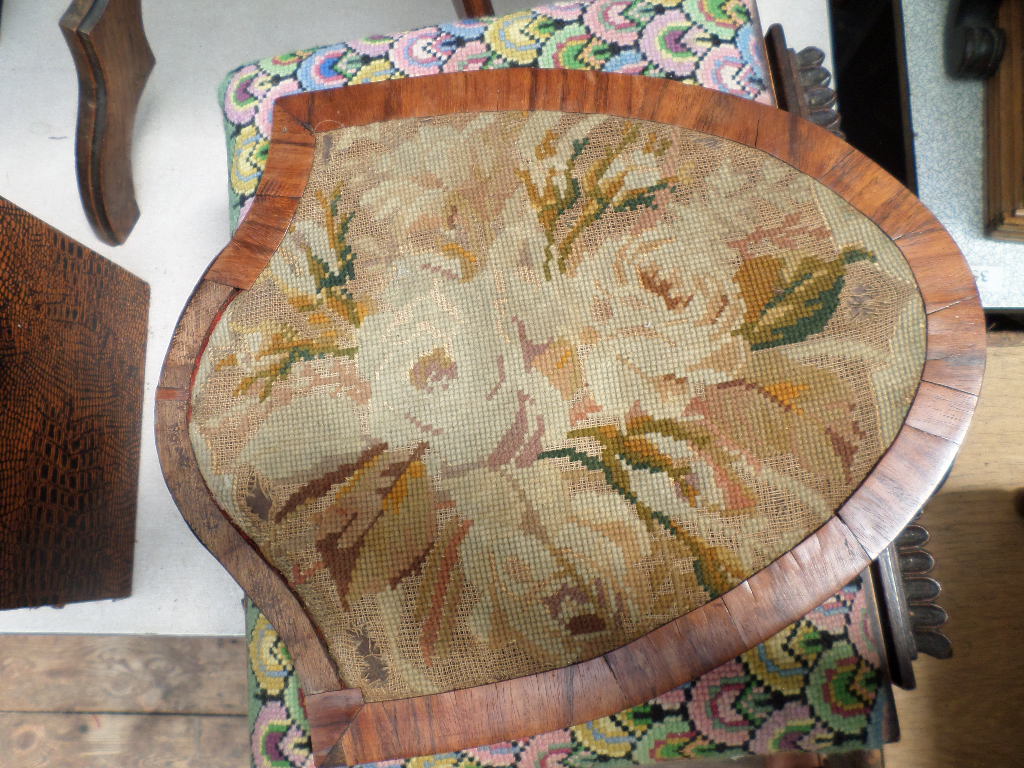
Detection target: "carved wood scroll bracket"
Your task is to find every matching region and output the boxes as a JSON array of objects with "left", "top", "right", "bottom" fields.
[
  {"left": 60, "top": 0, "right": 154, "bottom": 246},
  {"left": 872, "top": 512, "right": 952, "bottom": 690},
  {"left": 946, "top": 0, "right": 1006, "bottom": 79},
  {"left": 896, "top": 516, "right": 953, "bottom": 661},
  {"left": 765, "top": 24, "right": 843, "bottom": 138}
]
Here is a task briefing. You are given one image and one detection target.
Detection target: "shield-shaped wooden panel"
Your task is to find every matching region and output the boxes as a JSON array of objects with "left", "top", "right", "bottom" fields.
[{"left": 156, "top": 70, "right": 983, "bottom": 766}]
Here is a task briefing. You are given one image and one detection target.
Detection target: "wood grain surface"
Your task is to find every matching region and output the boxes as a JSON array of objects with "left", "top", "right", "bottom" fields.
[
  {"left": 0, "top": 635, "right": 246, "bottom": 715},
  {"left": 1, "top": 713, "right": 246, "bottom": 768},
  {"left": 60, "top": 0, "right": 154, "bottom": 246},
  {"left": 155, "top": 70, "right": 985, "bottom": 765},
  {"left": 452, "top": 0, "right": 494, "bottom": 19},
  {"left": 0, "top": 196, "right": 148, "bottom": 610}
]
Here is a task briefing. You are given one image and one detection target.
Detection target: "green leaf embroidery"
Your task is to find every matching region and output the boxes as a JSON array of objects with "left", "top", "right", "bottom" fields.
[
  {"left": 737, "top": 247, "right": 876, "bottom": 350},
  {"left": 235, "top": 325, "right": 356, "bottom": 401},
  {"left": 539, "top": 417, "right": 746, "bottom": 597},
  {"left": 518, "top": 124, "right": 680, "bottom": 279},
  {"left": 300, "top": 190, "right": 362, "bottom": 328}
]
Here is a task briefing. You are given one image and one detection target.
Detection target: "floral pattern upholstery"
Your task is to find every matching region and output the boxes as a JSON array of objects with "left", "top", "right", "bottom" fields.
[
  {"left": 247, "top": 577, "right": 894, "bottom": 768},
  {"left": 220, "top": 0, "right": 773, "bottom": 228}
]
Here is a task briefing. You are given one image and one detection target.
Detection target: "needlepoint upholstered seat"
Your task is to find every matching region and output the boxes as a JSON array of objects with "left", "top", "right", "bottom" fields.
[{"left": 157, "top": 68, "right": 983, "bottom": 766}]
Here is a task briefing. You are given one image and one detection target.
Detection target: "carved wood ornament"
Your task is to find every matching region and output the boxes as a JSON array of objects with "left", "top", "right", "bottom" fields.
[
  {"left": 156, "top": 70, "right": 985, "bottom": 766},
  {"left": 946, "top": 0, "right": 1006, "bottom": 78},
  {"left": 765, "top": 24, "right": 843, "bottom": 137}
]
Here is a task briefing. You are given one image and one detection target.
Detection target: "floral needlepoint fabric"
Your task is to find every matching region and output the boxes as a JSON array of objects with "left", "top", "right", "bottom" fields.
[
  {"left": 221, "top": 3, "right": 909, "bottom": 764},
  {"left": 220, "top": 0, "right": 773, "bottom": 228},
  {"left": 198, "top": 109, "right": 926, "bottom": 700},
  {"left": 246, "top": 577, "right": 894, "bottom": 768}
]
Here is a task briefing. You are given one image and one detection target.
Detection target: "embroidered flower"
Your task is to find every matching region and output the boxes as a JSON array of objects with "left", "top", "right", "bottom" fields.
[{"left": 356, "top": 253, "right": 569, "bottom": 472}]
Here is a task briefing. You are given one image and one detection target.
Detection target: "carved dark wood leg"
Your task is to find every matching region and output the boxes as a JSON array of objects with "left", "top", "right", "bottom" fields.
[
  {"left": 872, "top": 464, "right": 954, "bottom": 688},
  {"left": 873, "top": 511, "right": 953, "bottom": 690},
  {"left": 765, "top": 24, "right": 843, "bottom": 137},
  {"left": 60, "top": 0, "right": 154, "bottom": 246},
  {"left": 946, "top": 0, "right": 1006, "bottom": 78},
  {"left": 453, "top": 0, "right": 494, "bottom": 20},
  {"left": 872, "top": 545, "right": 917, "bottom": 689}
]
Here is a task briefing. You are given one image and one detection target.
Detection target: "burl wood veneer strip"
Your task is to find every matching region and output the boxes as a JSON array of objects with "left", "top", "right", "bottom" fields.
[
  {"left": 921, "top": 298, "right": 987, "bottom": 397},
  {"left": 203, "top": 107, "right": 316, "bottom": 290},
  {"left": 327, "top": 520, "right": 870, "bottom": 763},
  {"left": 156, "top": 282, "right": 342, "bottom": 696}
]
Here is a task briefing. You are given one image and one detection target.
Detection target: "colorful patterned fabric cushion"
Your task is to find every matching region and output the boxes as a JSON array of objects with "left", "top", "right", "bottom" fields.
[
  {"left": 248, "top": 577, "right": 894, "bottom": 768},
  {"left": 220, "top": 0, "right": 773, "bottom": 228}
]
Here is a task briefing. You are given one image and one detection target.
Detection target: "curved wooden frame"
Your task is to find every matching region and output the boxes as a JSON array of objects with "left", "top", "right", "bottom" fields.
[
  {"left": 60, "top": 0, "right": 154, "bottom": 245},
  {"left": 156, "top": 69, "right": 985, "bottom": 766}
]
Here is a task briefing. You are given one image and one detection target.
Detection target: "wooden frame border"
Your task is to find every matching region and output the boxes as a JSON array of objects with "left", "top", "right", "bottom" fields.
[
  {"left": 985, "top": 0, "right": 1024, "bottom": 239},
  {"left": 155, "top": 69, "right": 985, "bottom": 766}
]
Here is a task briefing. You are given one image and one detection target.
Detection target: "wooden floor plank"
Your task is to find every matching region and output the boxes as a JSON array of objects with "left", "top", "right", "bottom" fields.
[
  {"left": 0, "top": 713, "right": 247, "bottom": 768},
  {"left": 886, "top": 331, "right": 1024, "bottom": 767},
  {"left": 0, "top": 635, "right": 246, "bottom": 715}
]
